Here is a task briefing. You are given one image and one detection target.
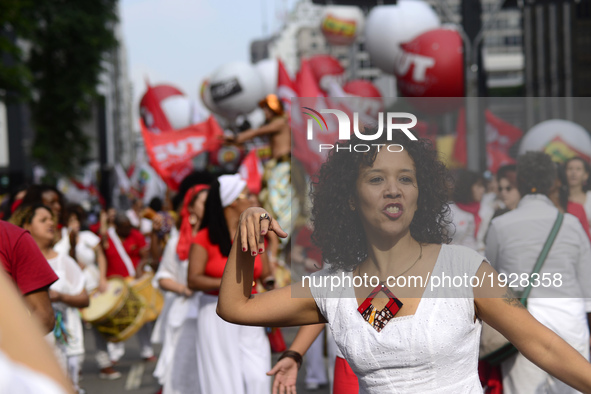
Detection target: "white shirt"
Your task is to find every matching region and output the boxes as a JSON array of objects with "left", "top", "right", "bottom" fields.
[
  {"left": 311, "top": 245, "right": 484, "bottom": 394},
  {"left": 448, "top": 203, "right": 491, "bottom": 254},
  {"left": 485, "top": 194, "right": 591, "bottom": 348}
]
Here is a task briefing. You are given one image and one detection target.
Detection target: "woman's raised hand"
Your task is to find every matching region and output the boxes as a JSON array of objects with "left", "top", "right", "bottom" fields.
[{"left": 239, "top": 207, "right": 288, "bottom": 256}]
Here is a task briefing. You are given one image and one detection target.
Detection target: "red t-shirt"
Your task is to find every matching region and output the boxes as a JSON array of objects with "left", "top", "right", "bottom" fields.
[
  {"left": 194, "top": 228, "right": 263, "bottom": 295},
  {"left": 104, "top": 228, "right": 147, "bottom": 278},
  {"left": 0, "top": 220, "right": 58, "bottom": 294}
]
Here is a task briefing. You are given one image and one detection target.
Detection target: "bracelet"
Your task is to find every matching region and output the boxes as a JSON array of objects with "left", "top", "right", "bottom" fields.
[{"left": 278, "top": 350, "right": 303, "bottom": 370}]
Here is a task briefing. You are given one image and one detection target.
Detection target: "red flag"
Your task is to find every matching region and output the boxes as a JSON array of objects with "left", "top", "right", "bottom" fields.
[
  {"left": 413, "top": 120, "right": 437, "bottom": 144},
  {"left": 485, "top": 110, "right": 522, "bottom": 154},
  {"left": 487, "top": 146, "right": 516, "bottom": 174},
  {"left": 139, "top": 82, "right": 184, "bottom": 133},
  {"left": 292, "top": 60, "right": 335, "bottom": 177},
  {"left": 453, "top": 107, "right": 468, "bottom": 166},
  {"left": 296, "top": 59, "right": 324, "bottom": 98},
  {"left": 277, "top": 59, "right": 298, "bottom": 118},
  {"left": 141, "top": 116, "right": 223, "bottom": 190},
  {"left": 238, "top": 150, "right": 264, "bottom": 195}
]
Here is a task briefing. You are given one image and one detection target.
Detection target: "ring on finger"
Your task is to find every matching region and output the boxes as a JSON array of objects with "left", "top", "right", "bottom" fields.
[{"left": 260, "top": 212, "right": 271, "bottom": 222}]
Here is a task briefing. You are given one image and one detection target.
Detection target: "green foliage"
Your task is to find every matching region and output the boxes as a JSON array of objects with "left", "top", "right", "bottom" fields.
[
  {"left": 1, "top": 0, "right": 119, "bottom": 179},
  {"left": 0, "top": 0, "right": 34, "bottom": 101}
]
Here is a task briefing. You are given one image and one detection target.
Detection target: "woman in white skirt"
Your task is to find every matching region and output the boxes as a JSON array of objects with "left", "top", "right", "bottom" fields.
[
  {"left": 152, "top": 184, "right": 208, "bottom": 394},
  {"left": 188, "top": 174, "right": 271, "bottom": 394}
]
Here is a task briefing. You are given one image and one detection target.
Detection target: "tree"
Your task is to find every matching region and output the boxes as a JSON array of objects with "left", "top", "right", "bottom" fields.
[{"left": 0, "top": 0, "right": 119, "bottom": 180}]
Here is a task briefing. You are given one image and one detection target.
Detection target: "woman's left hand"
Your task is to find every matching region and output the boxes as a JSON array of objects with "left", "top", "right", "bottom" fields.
[{"left": 239, "top": 208, "right": 288, "bottom": 257}]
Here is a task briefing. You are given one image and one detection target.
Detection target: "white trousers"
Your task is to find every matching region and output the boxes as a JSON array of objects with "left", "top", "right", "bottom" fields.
[
  {"left": 305, "top": 329, "right": 328, "bottom": 386},
  {"left": 196, "top": 294, "right": 271, "bottom": 394}
]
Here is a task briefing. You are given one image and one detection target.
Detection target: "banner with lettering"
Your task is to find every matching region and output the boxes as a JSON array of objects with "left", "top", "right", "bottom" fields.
[{"left": 141, "top": 116, "right": 223, "bottom": 190}]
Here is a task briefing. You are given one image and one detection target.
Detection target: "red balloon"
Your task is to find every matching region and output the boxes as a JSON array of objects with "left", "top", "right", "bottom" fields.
[
  {"left": 343, "top": 80, "right": 384, "bottom": 118},
  {"left": 308, "top": 55, "right": 345, "bottom": 86},
  {"left": 395, "top": 28, "right": 464, "bottom": 114},
  {"left": 343, "top": 80, "right": 382, "bottom": 98}
]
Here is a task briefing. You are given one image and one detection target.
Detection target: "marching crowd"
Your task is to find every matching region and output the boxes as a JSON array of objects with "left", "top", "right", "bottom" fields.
[{"left": 2, "top": 118, "right": 591, "bottom": 394}]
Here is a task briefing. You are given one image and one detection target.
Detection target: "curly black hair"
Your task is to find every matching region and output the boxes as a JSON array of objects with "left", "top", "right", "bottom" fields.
[
  {"left": 517, "top": 151, "right": 556, "bottom": 197},
  {"left": 310, "top": 130, "right": 453, "bottom": 272}
]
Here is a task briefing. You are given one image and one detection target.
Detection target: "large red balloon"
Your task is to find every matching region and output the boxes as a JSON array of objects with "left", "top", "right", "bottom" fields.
[
  {"left": 395, "top": 28, "right": 464, "bottom": 114},
  {"left": 308, "top": 55, "right": 345, "bottom": 86},
  {"left": 343, "top": 80, "right": 384, "bottom": 118}
]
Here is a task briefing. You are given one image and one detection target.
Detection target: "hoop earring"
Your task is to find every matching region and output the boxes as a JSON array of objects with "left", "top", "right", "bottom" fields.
[{"left": 188, "top": 213, "right": 198, "bottom": 226}]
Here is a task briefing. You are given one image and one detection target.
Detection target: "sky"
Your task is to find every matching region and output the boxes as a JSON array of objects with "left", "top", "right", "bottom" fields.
[{"left": 120, "top": 0, "right": 300, "bottom": 128}]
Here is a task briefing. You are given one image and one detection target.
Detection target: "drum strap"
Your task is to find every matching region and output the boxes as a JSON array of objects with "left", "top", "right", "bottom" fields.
[{"left": 108, "top": 227, "right": 136, "bottom": 277}]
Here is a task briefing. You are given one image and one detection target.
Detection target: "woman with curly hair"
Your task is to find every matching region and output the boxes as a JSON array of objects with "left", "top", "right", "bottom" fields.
[{"left": 217, "top": 131, "right": 591, "bottom": 393}]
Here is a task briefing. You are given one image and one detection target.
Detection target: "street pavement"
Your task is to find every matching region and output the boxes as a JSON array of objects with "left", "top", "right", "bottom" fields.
[{"left": 80, "top": 325, "right": 331, "bottom": 394}]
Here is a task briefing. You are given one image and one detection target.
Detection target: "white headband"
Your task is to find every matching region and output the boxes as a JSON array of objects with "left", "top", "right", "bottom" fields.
[{"left": 219, "top": 174, "right": 247, "bottom": 208}]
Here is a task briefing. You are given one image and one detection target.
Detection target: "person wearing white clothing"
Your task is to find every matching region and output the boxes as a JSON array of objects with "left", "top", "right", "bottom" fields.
[
  {"left": 188, "top": 175, "right": 271, "bottom": 394},
  {"left": 565, "top": 157, "right": 591, "bottom": 231},
  {"left": 0, "top": 268, "right": 73, "bottom": 394},
  {"left": 486, "top": 151, "right": 591, "bottom": 394},
  {"left": 16, "top": 204, "right": 89, "bottom": 393},
  {"left": 152, "top": 184, "right": 209, "bottom": 394},
  {"left": 448, "top": 169, "right": 491, "bottom": 254},
  {"left": 218, "top": 132, "right": 591, "bottom": 393}
]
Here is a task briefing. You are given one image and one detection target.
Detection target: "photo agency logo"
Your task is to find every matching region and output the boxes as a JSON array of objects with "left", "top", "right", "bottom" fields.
[{"left": 301, "top": 107, "right": 418, "bottom": 152}]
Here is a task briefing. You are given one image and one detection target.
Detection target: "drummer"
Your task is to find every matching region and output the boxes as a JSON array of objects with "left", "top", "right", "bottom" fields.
[{"left": 100, "top": 212, "right": 156, "bottom": 363}]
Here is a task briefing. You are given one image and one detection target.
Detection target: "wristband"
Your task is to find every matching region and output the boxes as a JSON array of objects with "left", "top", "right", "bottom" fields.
[{"left": 278, "top": 350, "right": 303, "bottom": 370}]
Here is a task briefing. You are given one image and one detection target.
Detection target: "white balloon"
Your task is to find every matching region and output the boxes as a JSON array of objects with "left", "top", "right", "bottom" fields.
[
  {"left": 160, "top": 95, "right": 192, "bottom": 130},
  {"left": 518, "top": 119, "right": 591, "bottom": 159},
  {"left": 208, "top": 61, "right": 266, "bottom": 119},
  {"left": 200, "top": 78, "right": 219, "bottom": 114},
  {"left": 365, "top": 1, "right": 440, "bottom": 75},
  {"left": 255, "top": 59, "right": 278, "bottom": 96},
  {"left": 320, "top": 5, "right": 365, "bottom": 46}
]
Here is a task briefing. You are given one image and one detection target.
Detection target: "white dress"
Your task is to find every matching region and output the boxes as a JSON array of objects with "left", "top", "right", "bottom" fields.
[
  {"left": 47, "top": 253, "right": 86, "bottom": 358},
  {"left": 310, "top": 244, "right": 484, "bottom": 394},
  {"left": 53, "top": 229, "right": 101, "bottom": 291},
  {"left": 151, "top": 230, "right": 202, "bottom": 394}
]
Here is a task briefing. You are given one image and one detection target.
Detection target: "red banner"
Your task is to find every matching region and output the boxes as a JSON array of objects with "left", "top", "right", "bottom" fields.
[
  {"left": 141, "top": 116, "right": 223, "bottom": 190},
  {"left": 238, "top": 149, "right": 264, "bottom": 195},
  {"left": 485, "top": 110, "right": 523, "bottom": 153},
  {"left": 454, "top": 108, "right": 523, "bottom": 172}
]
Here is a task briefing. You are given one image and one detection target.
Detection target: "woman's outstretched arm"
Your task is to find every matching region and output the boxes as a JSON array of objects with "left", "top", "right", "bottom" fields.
[
  {"left": 474, "top": 262, "right": 591, "bottom": 393},
  {"left": 217, "top": 207, "right": 325, "bottom": 327}
]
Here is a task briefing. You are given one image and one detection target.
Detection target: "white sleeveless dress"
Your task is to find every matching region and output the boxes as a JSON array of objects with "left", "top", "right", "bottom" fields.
[{"left": 310, "top": 244, "right": 485, "bottom": 394}]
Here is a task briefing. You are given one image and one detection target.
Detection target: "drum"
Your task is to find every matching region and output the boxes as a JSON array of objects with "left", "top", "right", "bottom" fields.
[
  {"left": 127, "top": 272, "right": 164, "bottom": 322},
  {"left": 81, "top": 277, "right": 146, "bottom": 343}
]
